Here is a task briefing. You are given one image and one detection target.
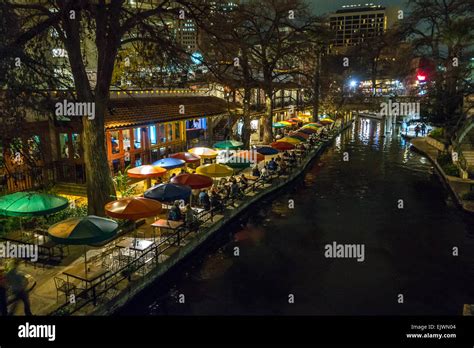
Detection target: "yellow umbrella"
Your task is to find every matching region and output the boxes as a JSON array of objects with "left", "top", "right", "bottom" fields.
[
  {"left": 277, "top": 137, "right": 301, "bottom": 144},
  {"left": 320, "top": 118, "right": 334, "bottom": 124},
  {"left": 196, "top": 163, "right": 234, "bottom": 178},
  {"left": 302, "top": 125, "right": 320, "bottom": 131},
  {"left": 188, "top": 147, "right": 218, "bottom": 159},
  {"left": 279, "top": 121, "right": 293, "bottom": 126}
]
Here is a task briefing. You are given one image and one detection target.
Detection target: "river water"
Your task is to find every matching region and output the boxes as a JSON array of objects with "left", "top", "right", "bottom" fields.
[{"left": 119, "top": 117, "right": 474, "bottom": 316}]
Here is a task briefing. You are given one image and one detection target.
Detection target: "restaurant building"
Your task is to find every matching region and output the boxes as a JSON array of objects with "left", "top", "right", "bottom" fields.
[{"left": 0, "top": 90, "right": 229, "bottom": 193}]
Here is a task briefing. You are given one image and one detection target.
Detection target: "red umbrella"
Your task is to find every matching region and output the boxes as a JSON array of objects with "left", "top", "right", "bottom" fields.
[
  {"left": 289, "top": 131, "right": 309, "bottom": 139},
  {"left": 232, "top": 150, "right": 265, "bottom": 163},
  {"left": 104, "top": 197, "right": 162, "bottom": 221},
  {"left": 170, "top": 152, "right": 201, "bottom": 163},
  {"left": 170, "top": 173, "right": 213, "bottom": 189},
  {"left": 271, "top": 141, "right": 296, "bottom": 151}
]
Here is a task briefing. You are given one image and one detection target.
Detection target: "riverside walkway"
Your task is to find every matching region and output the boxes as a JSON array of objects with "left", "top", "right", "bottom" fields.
[{"left": 3, "top": 119, "right": 350, "bottom": 316}]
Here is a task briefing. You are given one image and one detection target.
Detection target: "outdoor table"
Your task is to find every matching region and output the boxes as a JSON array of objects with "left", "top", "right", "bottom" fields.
[
  {"left": 116, "top": 238, "right": 154, "bottom": 252},
  {"left": 151, "top": 219, "right": 184, "bottom": 245},
  {"left": 63, "top": 263, "right": 109, "bottom": 305}
]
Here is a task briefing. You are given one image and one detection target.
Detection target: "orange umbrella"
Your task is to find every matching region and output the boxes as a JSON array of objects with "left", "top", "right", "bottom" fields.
[
  {"left": 188, "top": 147, "right": 218, "bottom": 159},
  {"left": 233, "top": 150, "right": 265, "bottom": 163},
  {"left": 170, "top": 152, "right": 201, "bottom": 163},
  {"left": 271, "top": 141, "right": 295, "bottom": 151},
  {"left": 104, "top": 197, "right": 162, "bottom": 221},
  {"left": 289, "top": 131, "right": 309, "bottom": 139},
  {"left": 127, "top": 165, "right": 167, "bottom": 179}
]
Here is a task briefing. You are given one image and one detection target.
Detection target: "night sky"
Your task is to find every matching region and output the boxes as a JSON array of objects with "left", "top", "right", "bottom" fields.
[{"left": 309, "top": 0, "right": 407, "bottom": 15}]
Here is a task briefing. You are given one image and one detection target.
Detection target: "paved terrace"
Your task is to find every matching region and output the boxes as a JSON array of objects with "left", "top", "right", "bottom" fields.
[{"left": 2, "top": 121, "right": 346, "bottom": 316}]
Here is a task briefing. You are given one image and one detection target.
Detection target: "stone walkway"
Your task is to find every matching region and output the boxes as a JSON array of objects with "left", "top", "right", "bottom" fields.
[{"left": 410, "top": 137, "right": 474, "bottom": 213}]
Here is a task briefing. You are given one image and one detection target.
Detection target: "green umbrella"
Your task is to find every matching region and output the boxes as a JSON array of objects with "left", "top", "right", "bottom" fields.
[
  {"left": 213, "top": 140, "right": 244, "bottom": 150},
  {"left": 273, "top": 122, "right": 286, "bottom": 129},
  {"left": 48, "top": 216, "right": 119, "bottom": 275},
  {"left": 48, "top": 216, "right": 118, "bottom": 245},
  {"left": 221, "top": 159, "right": 252, "bottom": 169},
  {"left": 0, "top": 192, "right": 69, "bottom": 217}
]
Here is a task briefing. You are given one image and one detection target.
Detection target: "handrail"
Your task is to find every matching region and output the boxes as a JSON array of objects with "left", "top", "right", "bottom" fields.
[{"left": 50, "top": 123, "right": 345, "bottom": 316}]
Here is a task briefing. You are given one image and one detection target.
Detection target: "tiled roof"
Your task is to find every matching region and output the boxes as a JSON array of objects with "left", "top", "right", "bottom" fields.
[{"left": 105, "top": 96, "right": 229, "bottom": 129}]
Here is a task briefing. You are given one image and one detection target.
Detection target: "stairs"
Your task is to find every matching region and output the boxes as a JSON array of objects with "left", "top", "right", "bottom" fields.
[
  {"left": 462, "top": 151, "right": 474, "bottom": 170},
  {"left": 52, "top": 182, "right": 87, "bottom": 197}
]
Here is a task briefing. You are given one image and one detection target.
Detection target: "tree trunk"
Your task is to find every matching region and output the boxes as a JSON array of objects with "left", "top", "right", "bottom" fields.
[
  {"left": 241, "top": 88, "right": 252, "bottom": 149},
  {"left": 263, "top": 92, "right": 273, "bottom": 144},
  {"left": 82, "top": 98, "right": 116, "bottom": 216},
  {"left": 312, "top": 46, "right": 321, "bottom": 122}
]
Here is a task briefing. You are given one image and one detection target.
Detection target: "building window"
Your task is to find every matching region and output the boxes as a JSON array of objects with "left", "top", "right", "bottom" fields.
[
  {"left": 168, "top": 123, "right": 173, "bottom": 141},
  {"left": 60, "top": 133, "right": 69, "bottom": 159},
  {"left": 72, "top": 133, "right": 80, "bottom": 159},
  {"left": 149, "top": 125, "right": 157, "bottom": 145},
  {"left": 159, "top": 124, "right": 166, "bottom": 143},
  {"left": 122, "top": 129, "right": 131, "bottom": 152},
  {"left": 110, "top": 131, "right": 120, "bottom": 155},
  {"left": 175, "top": 122, "right": 181, "bottom": 140},
  {"left": 133, "top": 128, "right": 141, "bottom": 149}
]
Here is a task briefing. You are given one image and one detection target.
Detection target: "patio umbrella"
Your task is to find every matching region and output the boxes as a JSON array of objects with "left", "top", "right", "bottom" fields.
[
  {"left": 152, "top": 158, "right": 186, "bottom": 170},
  {"left": 48, "top": 215, "right": 118, "bottom": 275},
  {"left": 0, "top": 192, "right": 68, "bottom": 217},
  {"left": 255, "top": 146, "right": 279, "bottom": 156},
  {"left": 144, "top": 183, "right": 192, "bottom": 202},
  {"left": 289, "top": 131, "right": 309, "bottom": 139},
  {"left": 305, "top": 123, "right": 322, "bottom": 128},
  {"left": 289, "top": 117, "right": 303, "bottom": 122},
  {"left": 104, "top": 197, "right": 162, "bottom": 221},
  {"left": 232, "top": 150, "right": 264, "bottom": 163},
  {"left": 319, "top": 118, "right": 334, "bottom": 124},
  {"left": 273, "top": 122, "right": 287, "bottom": 129},
  {"left": 171, "top": 173, "right": 213, "bottom": 189},
  {"left": 196, "top": 163, "right": 234, "bottom": 178},
  {"left": 278, "top": 137, "right": 301, "bottom": 144},
  {"left": 298, "top": 128, "right": 317, "bottom": 134},
  {"left": 127, "top": 165, "right": 167, "bottom": 189},
  {"left": 221, "top": 158, "right": 252, "bottom": 169},
  {"left": 213, "top": 140, "right": 243, "bottom": 150},
  {"left": 188, "top": 147, "right": 218, "bottom": 159},
  {"left": 271, "top": 141, "right": 295, "bottom": 151},
  {"left": 127, "top": 165, "right": 167, "bottom": 179},
  {"left": 288, "top": 135, "right": 307, "bottom": 142},
  {"left": 170, "top": 152, "right": 201, "bottom": 164},
  {"left": 279, "top": 121, "right": 294, "bottom": 126}
]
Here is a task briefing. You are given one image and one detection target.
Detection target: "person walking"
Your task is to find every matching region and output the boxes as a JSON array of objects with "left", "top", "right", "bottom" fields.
[
  {"left": 6, "top": 260, "right": 32, "bottom": 316},
  {"left": 0, "top": 266, "right": 8, "bottom": 316},
  {"left": 414, "top": 124, "right": 420, "bottom": 137},
  {"left": 421, "top": 123, "right": 427, "bottom": 136}
]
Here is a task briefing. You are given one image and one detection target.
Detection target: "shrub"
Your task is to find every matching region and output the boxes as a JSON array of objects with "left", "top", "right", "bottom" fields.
[
  {"left": 437, "top": 152, "right": 452, "bottom": 167},
  {"left": 112, "top": 165, "right": 135, "bottom": 198},
  {"left": 442, "top": 163, "right": 460, "bottom": 177},
  {"left": 461, "top": 191, "right": 474, "bottom": 201},
  {"left": 429, "top": 128, "right": 444, "bottom": 141}
]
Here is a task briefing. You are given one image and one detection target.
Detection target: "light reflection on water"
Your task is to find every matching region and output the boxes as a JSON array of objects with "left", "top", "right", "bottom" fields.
[{"left": 119, "top": 117, "right": 474, "bottom": 316}]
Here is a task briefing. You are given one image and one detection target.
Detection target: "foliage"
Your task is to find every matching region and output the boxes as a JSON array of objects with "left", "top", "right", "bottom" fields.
[
  {"left": 462, "top": 191, "right": 474, "bottom": 200},
  {"left": 437, "top": 152, "right": 460, "bottom": 177},
  {"left": 112, "top": 166, "right": 135, "bottom": 198},
  {"left": 428, "top": 128, "right": 445, "bottom": 141}
]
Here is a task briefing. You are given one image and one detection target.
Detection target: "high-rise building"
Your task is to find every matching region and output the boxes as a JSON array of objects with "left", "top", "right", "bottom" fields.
[{"left": 329, "top": 3, "right": 399, "bottom": 47}]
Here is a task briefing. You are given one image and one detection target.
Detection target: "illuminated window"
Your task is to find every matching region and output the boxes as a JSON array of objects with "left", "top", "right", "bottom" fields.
[
  {"left": 60, "top": 133, "right": 69, "bottom": 158},
  {"left": 159, "top": 124, "right": 166, "bottom": 143},
  {"left": 133, "top": 128, "right": 141, "bottom": 149},
  {"left": 110, "top": 131, "right": 119, "bottom": 154},
  {"left": 175, "top": 122, "right": 181, "bottom": 139},
  {"left": 72, "top": 133, "right": 80, "bottom": 159},
  {"left": 122, "top": 129, "right": 131, "bottom": 151},
  {"left": 149, "top": 125, "right": 157, "bottom": 145}
]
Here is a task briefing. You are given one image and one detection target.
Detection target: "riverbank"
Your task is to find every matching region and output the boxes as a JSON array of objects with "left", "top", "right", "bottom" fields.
[
  {"left": 27, "top": 119, "right": 350, "bottom": 316},
  {"left": 410, "top": 137, "right": 474, "bottom": 214}
]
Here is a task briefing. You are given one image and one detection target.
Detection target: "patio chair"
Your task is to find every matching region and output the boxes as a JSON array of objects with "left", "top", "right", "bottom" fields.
[{"left": 54, "top": 276, "right": 77, "bottom": 303}]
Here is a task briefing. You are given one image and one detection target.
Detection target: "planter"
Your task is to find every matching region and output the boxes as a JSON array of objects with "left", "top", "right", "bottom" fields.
[{"left": 427, "top": 136, "right": 447, "bottom": 152}]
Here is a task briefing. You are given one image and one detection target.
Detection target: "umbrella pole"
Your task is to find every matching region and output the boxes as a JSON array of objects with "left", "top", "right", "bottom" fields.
[{"left": 84, "top": 245, "right": 88, "bottom": 276}]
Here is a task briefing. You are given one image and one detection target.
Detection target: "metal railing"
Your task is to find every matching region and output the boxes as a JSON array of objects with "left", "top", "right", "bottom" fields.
[{"left": 49, "top": 124, "right": 345, "bottom": 316}]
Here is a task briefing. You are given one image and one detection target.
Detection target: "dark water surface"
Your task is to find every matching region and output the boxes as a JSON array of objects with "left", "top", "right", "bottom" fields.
[{"left": 119, "top": 118, "right": 474, "bottom": 316}]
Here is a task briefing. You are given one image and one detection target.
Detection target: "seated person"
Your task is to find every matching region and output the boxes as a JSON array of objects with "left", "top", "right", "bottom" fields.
[
  {"left": 199, "top": 190, "right": 211, "bottom": 210},
  {"left": 168, "top": 201, "right": 183, "bottom": 221},
  {"left": 239, "top": 174, "right": 248, "bottom": 190},
  {"left": 184, "top": 204, "right": 197, "bottom": 228},
  {"left": 252, "top": 165, "right": 260, "bottom": 177},
  {"left": 267, "top": 158, "right": 278, "bottom": 172},
  {"left": 260, "top": 166, "right": 269, "bottom": 181},
  {"left": 210, "top": 192, "right": 223, "bottom": 211},
  {"left": 230, "top": 181, "right": 241, "bottom": 199}
]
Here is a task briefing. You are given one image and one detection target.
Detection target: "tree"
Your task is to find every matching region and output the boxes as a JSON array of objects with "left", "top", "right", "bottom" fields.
[
  {"left": 401, "top": 0, "right": 474, "bottom": 140},
  {"left": 1, "top": 0, "right": 194, "bottom": 215}
]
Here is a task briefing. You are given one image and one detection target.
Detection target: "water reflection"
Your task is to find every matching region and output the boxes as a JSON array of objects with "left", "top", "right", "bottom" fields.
[{"left": 120, "top": 118, "right": 474, "bottom": 316}]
